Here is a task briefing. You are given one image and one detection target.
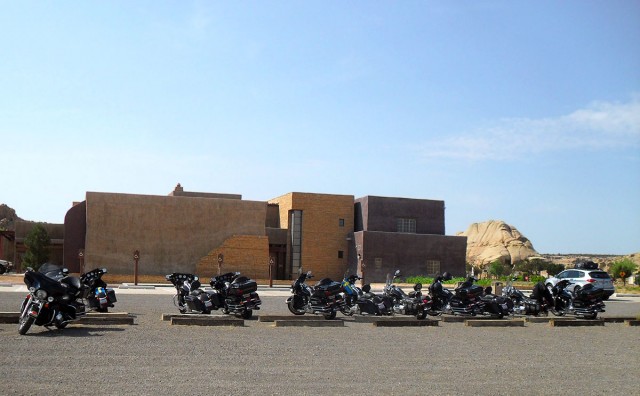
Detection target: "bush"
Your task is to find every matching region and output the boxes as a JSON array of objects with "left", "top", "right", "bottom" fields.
[{"left": 609, "top": 259, "right": 638, "bottom": 286}]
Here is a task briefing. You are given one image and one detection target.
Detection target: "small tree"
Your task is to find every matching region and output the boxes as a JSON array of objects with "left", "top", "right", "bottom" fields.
[
  {"left": 609, "top": 258, "right": 637, "bottom": 287},
  {"left": 488, "top": 260, "right": 508, "bottom": 279},
  {"left": 22, "top": 224, "right": 50, "bottom": 270},
  {"left": 544, "top": 263, "right": 565, "bottom": 277}
]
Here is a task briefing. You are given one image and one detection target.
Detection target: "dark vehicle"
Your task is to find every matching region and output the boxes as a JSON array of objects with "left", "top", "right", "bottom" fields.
[
  {"left": 427, "top": 272, "right": 454, "bottom": 315},
  {"left": 81, "top": 268, "right": 116, "bottom": 312},
  {"left": 550, "top": 279, "right": 605, "bottom": 320},
  {"left": 286, "top": 271, "right": 343, "bottom": 320},
  {"left": 448, "top": 277, "right": 509, "bottom": 318},
  {"left": 166, "top": 273, "right": 215, "bottom": 314},
  {"left": 502, "top": 280, "right": 549, "bottom": 316},
  {"left": 355, "top": 284, "right": 394, "bottom": 316},
  {"left": 210, "top": 272, "right": 262, "bottom": 319},
  {"left": 166, "top": 271, "right": 261, "bottom": 319},
  {"left": 383, "top": 270, "right": 432, "bottom": 319},
  {"left": 0, "top": 260, "right": 14, "bottom": 274},
  {"left": 18, "top": 263, "right": 86, "bottom": 335}
]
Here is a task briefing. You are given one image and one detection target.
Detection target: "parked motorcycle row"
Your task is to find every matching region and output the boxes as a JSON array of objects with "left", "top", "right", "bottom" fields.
[
  {"left": 285, "top": 269, "right": 607, "bottom": 321},
  {"left": 18, "top": 263, "right": 117, "bottom": 335},
  {"left": 165, "top": 271, "right": 261, "bottom": 319},
  {"left": 15, "top": 264, "right": 607, "bottom": 335}
]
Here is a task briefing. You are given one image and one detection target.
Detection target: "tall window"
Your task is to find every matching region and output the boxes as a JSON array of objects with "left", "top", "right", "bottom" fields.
[
  {"left": 397, "top": 218, "right": 416, "bottom": 233},
  {"left": 426, "top": 260, "right": 440, "bottom": 275},
  {"left": 290, "top": 210, "right": 303, "bottom": 275}
]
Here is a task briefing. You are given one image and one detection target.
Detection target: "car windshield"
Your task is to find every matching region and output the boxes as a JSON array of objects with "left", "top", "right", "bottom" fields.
[{"left": 588, "top": 271, "right": 610, "bottom": 279}]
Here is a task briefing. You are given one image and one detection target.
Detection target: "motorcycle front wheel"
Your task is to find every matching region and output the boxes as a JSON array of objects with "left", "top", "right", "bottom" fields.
[
  {"left": 416, "top": 309, "right": 428, "bottom": 320},
  {"left": 240, "top": 309, "right": 253, "bottom": 319},
  {"left": 287, "top": 300, "right": 306, "bottom": 315}
]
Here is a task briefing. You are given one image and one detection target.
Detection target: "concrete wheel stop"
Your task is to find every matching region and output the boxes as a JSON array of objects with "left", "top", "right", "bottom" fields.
[{"left": 465, "top": 319, "right": 525, "bottom": 327}]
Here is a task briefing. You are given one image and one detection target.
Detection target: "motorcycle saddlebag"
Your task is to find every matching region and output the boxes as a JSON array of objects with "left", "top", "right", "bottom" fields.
[
  {"left": 229, "top": 278, "right": 258, "bottom": 295},
  {"left": 456, "top": 285, "right": 483, "bottom": 300},
  {"left": 107, "top": 288, "right": 117, "bottom": 304},
  {"left": 575, "top": 285, "right": 604, "bottom": 301}
]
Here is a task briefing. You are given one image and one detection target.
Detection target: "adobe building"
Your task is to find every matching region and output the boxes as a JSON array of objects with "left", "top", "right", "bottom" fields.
[
  {"left": 349, "top": 196, "right": 467, "bottom": 282},
  {"left": 1, "top": 221, "right": 64, "bottom": 269},
  {"left": 62, "top": 185, "right": 467, "bottom": 282}
]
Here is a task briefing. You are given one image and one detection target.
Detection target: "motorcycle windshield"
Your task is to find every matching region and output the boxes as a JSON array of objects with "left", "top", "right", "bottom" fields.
[{"left": 38, "top": 263, "right": 66, "bottom": 281}]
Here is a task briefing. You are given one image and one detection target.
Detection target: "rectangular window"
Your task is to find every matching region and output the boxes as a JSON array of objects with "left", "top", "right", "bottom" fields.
[
  {"left": 397, "top": 218, "right": 416, "bottom": 233},
  {"left": 290, "top": 210, "right": 303, "bottom": 275},
  {"left": 375, "top": 258, "right": 383, "bottom": 270},
  {"left": 425, "top": 260, "right": 440, "bottom": 275},
  {"left": 338, "top": 250, "right": 344, "bottom": 259},
  {"left": 339, "top": 218, "right": 345, "bottom": 227}
]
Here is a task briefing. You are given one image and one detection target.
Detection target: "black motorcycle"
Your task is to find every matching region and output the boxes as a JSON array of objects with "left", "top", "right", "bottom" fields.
[
  {"left": 210, "top": 272, "right": 262, "bottom": 319},
  {"left": 502, "top": 280, "right": 550, "bottom": 316},
  {"left": 549, "top": 279, "right": 605, "bottom": 320},
  {"left": 427, "top": 273, "right": 454, "bottom": 315},
  {"left": 286, "top": 271, "right": 343, "bottom": 320},
  {"left": 166, "top": 272, "right": 261, "bottom": 319},
  {"left": 166, "top": 273, "right": 215, "bottom": 314},
  {"left": 81, "top": 268, "right": 117, "bottom": 312},
  {"left": 18, "top": 263, "right": 86, "bottom": 335},
  {"left": 382, "top": 270, "right": 432, "bottom": 319},
  {"left": 448, "top": 277, "right": 509, "bottom": 318}
]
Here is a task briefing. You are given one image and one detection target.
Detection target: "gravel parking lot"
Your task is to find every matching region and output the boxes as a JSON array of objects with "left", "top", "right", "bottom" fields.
[{"left": 1, "top": 290, "right": 638, "bottom": 395}]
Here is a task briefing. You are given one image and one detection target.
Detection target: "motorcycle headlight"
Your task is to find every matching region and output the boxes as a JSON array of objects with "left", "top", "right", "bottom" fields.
[{"left": 36, "top": 289, "right": 48, "bottom": 300}]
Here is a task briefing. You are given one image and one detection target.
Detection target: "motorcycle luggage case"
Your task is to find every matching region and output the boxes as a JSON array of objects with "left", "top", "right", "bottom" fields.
[
  {"left": 574, "top": 261, "right": 598, "bottom": 270},
  {"left": 576, "top": 285, "right": 604, "bottom": 300},
  {"left": 313, "top": 280, "right": 342, "bottom": 296},
  {"left": 229, "top": 279, "right": 258, "bottom": 294},
  {"left": 456, "top": 285, "right": 483, "bottom": 299},
  {"left": 107, "top": 288, "right": 117, "bottom": 303}
]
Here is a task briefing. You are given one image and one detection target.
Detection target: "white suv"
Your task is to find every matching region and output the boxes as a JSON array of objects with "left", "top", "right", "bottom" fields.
[{"left": 545, "top": 269, "right": 615, "bottom": 300}]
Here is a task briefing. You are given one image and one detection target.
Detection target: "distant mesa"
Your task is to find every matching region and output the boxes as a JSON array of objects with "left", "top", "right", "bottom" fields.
[{"left": 457, "top": 220, "right": 538, "bottom": 267}]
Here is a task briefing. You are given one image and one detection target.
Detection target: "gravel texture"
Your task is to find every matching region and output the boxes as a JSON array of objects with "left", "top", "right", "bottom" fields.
[{"left": 0, "top": 291, "right": 638, "bottom": 395}]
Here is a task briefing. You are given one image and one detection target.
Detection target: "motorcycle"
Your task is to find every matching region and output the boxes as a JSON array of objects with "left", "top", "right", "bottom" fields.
[
  {"left": 81, "top": 268, "right": 117, "bottom": 312},
  {"left": 210, "top": 272, "right": 262, "bottom": 319},
  {"left": 286, "top": 271, "right": 343, "bottom": 320},
  {"left": 427, "top": 272, "right": 454, "bottom": 315},
  {"left": 448, "top": 276, "right": 509, "bottom": 318},
  {"left": 382, "top": 270, "right": 432, "bottom": 319},
  {"left": 502, "top": 280, "right": 550, "bottom": 316},
  {"left": 18, "top": 263, "right": 86, "bottom": 335},
  {"left": 549, "top": 279, "right": 605, "bottom": 320},
  {"left": 166, "top": 273, "right": 215, "bottom": 314}
]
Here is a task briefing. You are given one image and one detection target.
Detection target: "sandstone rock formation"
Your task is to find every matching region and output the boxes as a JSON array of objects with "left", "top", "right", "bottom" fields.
[
  {"left": 0, "top": 203, "right": 21, "bottom": 230},
  {"left": 457, "top": 220, "right": 538, "bottom": 267}
]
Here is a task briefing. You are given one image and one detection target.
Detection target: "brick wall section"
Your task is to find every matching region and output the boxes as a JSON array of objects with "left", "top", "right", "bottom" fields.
[
  {"left": 269, "top": 192, "right": 355, "bottom": 280},
  {"left": 195, "top": 235, "right": 269, "bottom": 280}
]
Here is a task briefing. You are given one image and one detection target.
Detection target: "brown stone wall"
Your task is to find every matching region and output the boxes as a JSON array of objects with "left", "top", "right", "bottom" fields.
[
  {"left": 269, "top": 192, "right": 355, "bottom": 280},
  {"left": 84, "top": 192, "right": 266, "bottom": 275},
  {"left": 355, "top": 196, "right": 445, "bottom": 235},
  {"left": 195, "top": 235, "right": 269, "bottom": 280}
]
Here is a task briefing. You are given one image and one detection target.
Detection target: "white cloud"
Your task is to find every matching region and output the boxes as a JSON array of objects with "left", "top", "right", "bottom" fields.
[{"left": 419, "top": 97, "right": 640, "bottom": 161}]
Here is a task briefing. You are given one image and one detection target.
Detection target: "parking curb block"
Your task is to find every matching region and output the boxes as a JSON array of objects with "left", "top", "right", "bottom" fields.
[
  {"left": 465, "top": 319, "right": 525, "bottom": 327},
  {"left": 373, "top": 319, "right": 439, "bottom": 327},
  {"left": 549, "top": 319, "right": 604, "bottom": 327},
  {"left": 273, "top": 319, "right": 344, "bottom": 327},
  {"left": 258, "top": 315, "right": 333, "bottom": 322},
  {"left": 170, "top": 316, "right": 244, "bottom": 326}
]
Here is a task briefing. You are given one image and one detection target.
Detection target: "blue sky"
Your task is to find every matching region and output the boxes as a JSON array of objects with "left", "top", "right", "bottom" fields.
[{"left": 1, "top": 1, "right": 639, "bottom": 255}]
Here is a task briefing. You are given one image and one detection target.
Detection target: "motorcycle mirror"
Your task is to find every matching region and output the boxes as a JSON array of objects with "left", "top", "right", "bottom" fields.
[
  {"left": 394, "top": 270, "right": 400, "bottom": 276},
  {"left": 102, "top": 268, "right": 108, "bottom": 273},
  {"left": 62, "top": 268, "right": 69, "bottom": 275},
  {"left": 414, "top": 283, "right": 422, "bottom": 291}
]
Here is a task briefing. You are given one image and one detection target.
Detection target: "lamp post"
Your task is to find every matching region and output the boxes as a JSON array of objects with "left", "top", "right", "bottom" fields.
[
  {"left": 217, "top": 253, "right": 224, "bottom": 275},
  {"left": 133, "top": 250, "right": 140, "bottom": 285},
  {"left": 269, "top": 257, "right": 275, "bottom": 288},
  {"left": 78, "top": 249, "right": 85, "bottom": 274}
]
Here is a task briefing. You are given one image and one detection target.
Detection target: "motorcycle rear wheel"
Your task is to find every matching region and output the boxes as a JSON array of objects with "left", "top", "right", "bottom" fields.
[
  {"left": 416, "top": 309, "right": 428, "bottom": 320},
  {"left": 241, "top": 309, "right": 253, "bottom": 319},
  {"left": 324, "top": 310, "right": 337, "bottom": 320}
]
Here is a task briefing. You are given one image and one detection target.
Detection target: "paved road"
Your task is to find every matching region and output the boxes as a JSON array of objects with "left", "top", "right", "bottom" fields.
[{"left": 0, "top": 289, "right": 638, "bottom": 395}]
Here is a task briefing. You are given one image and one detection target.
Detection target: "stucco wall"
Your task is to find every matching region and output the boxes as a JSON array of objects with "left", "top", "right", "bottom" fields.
[{"left": 84, "top": 192, "right": 266, "bottom": 275}]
